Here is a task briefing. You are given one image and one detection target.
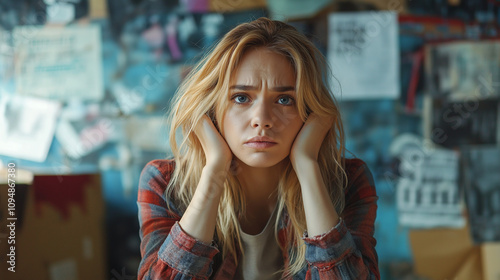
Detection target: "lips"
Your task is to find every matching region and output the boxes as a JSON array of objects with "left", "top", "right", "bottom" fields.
[
  {"left": 244, "top": 141, "right": 277, "bottom": 149},
  {"left": 244, "top": 136, "right": 277, "bottom": 149},
  {"left": 245, "top": 136, "right": 276, "bottom": 143}
]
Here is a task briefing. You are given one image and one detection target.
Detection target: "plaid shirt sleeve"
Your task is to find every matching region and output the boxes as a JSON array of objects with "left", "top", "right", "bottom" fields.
[
  {"left": 301, "top": 159, "right": 380, "bottom": 280},
  {"left": 137, "top": 160, "right": 220, "bottom": 280}
]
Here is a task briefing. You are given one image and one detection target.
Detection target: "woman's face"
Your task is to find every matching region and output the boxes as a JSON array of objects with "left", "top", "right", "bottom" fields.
[{"left": 221, "top": 47, "right": 304, "bottom": 168}]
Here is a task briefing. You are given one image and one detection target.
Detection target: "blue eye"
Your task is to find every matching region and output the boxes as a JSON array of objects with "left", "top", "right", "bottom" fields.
[
  {"left": 232, "top": 94, "right": 249, "bottom": 104},
  {"left": 230, "top": 94, "right": 295, "bottom": 106},
  {"left": 278, "top": 95, "right": 295, "bottom": 106}
]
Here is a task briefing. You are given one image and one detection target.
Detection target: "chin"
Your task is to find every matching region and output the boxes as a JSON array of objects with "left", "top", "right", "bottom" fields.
[{"left": 236, "top": 154, "right": 288, "bottom": 169}]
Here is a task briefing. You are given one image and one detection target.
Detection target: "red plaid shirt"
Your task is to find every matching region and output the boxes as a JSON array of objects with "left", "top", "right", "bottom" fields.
[{"left": 137, "top": 158, "right": 379, "bottom": 279}]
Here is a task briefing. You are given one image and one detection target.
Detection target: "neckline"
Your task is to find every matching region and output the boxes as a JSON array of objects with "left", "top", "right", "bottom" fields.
[{"left": 239, "top": 203, "right": 278, "bottom": 237}]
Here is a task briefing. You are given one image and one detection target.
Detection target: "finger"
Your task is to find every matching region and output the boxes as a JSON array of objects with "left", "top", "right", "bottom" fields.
[
  {"left": 194, "top": 115, "right": 215, "bottom": 149},
  {"left": 304, "top": 113, "right": 334, "bottom": 134},
  {"left": 194, "top": 114, "right": 211, "bottom": 131},
  {"left": 194, "top": 115, "right": 215, "bottom": 138}
]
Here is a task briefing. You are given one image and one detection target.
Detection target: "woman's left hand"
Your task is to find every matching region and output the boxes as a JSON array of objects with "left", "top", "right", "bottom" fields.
[{"left": 289, "top": 113, "right": 334, "bottom": 168}]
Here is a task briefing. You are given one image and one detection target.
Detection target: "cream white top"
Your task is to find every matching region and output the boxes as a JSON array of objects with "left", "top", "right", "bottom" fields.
[{"left": 234, "top": 206, "right": 284, "bottom": 280}]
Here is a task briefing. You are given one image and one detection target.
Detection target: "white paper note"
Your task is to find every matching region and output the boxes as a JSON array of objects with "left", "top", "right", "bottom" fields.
[
  {"left": 13, "top": 25, "right": 103, "bottom": 101},
  {"left": 0, "top": 95, "right": 61, "bottom": 162},
  {"left": 328, "top": 11, "right": 399, "bottom": 100}
]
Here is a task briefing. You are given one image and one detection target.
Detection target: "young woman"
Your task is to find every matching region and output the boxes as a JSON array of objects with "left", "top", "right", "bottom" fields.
[{"left": 137, "top": 17, "right": 379, "bottom": 279}]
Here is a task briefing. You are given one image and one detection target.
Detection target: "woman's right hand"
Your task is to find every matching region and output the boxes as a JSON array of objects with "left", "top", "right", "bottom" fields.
[{"left": 193, "top": 114, "right": 233, "bottom": 173}]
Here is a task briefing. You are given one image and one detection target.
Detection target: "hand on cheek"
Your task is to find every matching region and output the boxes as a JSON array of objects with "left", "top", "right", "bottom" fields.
[
  {"left": 193, "top": 114, "right": 233, "bottom": 172},
  {"left": 289, "top": 113, "right": 334, "bottom": 168}
]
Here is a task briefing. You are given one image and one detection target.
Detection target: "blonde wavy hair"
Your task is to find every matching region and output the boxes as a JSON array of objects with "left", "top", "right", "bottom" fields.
[{"left": 166, "top": 17, "right": 347, "bottom": 278}]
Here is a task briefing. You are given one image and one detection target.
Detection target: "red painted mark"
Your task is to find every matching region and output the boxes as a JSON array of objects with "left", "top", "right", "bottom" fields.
[{"left": 33, "top": 175, "right": 92, "bottom": 220}]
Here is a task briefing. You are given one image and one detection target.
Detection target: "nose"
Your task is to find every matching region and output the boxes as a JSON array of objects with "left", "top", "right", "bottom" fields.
[{"left": 250, "top": 99, "right": 274, "bottom": 129}]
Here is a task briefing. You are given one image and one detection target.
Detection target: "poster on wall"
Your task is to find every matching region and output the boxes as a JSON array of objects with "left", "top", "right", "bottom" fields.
[
  {"left": 390, "top": 134, "right": 465, "bottom": 228},
  {"left": 328, "top": 11, "right": 399, "bottom": 100},
  {"left": 0, "top": 95, "right": 60, "bottom": 162},
  {"left": 423, "top": 97, "right": 500, "bottom": 148},
  {"left": 461, "top": 146, "right": 500, "bottom": 243},
  {"left": 425, "top": 41, "right": 500, "bottom": 101},
  {"left": 56, "top": 116, "right": 113, "bottom": 160},
  {"left": 13, "top": 24, "right": 103, "bottom": 101},
  {"left": 0, "top": 0, "right": 89, "bottom": 29}
]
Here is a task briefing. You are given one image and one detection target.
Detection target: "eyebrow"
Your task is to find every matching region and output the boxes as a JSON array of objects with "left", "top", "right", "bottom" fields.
[{"left": 229, "top": 85, "right": 295, "bottom": 92}]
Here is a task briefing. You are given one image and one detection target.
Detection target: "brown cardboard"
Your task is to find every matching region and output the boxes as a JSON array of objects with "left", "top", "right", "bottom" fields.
[
  {"left": 360, "top": 0, "right": 408, "bottom": 13},
  {"left": 410, "top": 224, "right": 500, "bottom": 280},
  {"left": 0, "top": 173, "right": 106, "bottom": 280},
  {"left": 410, "top": 225, "right": 475, "bottom": 280},
  {"left": 451, "top": 247, "right": 483, "bottom": 280},
  {"left": 209, "top": 0, "right": 266, "bottom": 12},
  {"left": 89, "top": 0, "right": 108, "bottom": 19},
  {"left": 481, "top": 243, "right": 500, "bottom": 280},
  {"left": 323, "top": 0, "right": 407, "bottom": 15}
]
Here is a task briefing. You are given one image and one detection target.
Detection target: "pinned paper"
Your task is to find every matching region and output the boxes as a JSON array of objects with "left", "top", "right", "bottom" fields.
[
  {"left": 46, "top": 3, "right": 76, "bottom": 24},
  {"left": 125, "top": 116, "right": 168, "bottom": 152},
  {"left": 461, "top": 146, "right": 500, "bottom": 243},
  {"left": 0, "top": 95, "right": 60, "bottom": 162},
  {"left": 425, "top": 41, "right": 500, "bottom": 101},
  {"left": 56, "top": 117, "right": 114, "bottom": 160},
  {"left": 328, "top": 11, "right": 399, "bottom": 100},
  {"left": 390, "top": 134, "right": 465, "bottom": 228},
  {"left": 13, "top": 25, "right": 103, "bottom": 101}
]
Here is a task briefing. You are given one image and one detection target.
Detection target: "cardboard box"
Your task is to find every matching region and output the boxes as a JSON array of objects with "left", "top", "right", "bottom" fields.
[
  {"left": 410, "top": 224, "right": 500, "bottom": 280},
  {"left": 0, "top": 172, "right": 106, "bottom": 280},
  {"left": 481, "top": 243, "right": 500, "bottom": 280},
  {"left": 358, "top": 0, "right": 407, "bottom": 13},
  {"left": 210, "top": 0, "right": 266, "bottom": 12},
  {"left": 89, "top": 0, "right": 108, "bottom": 19}
]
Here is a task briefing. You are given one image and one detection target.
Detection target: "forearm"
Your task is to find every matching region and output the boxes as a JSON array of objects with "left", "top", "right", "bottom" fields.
[
  {"left": 296, "top": 160, "right": 340, "bottom": 237},
  {"left": 295, "top": 160, "right": 380, "bottom": 279},
  {"left": 179, "top": 166, "right": 227, "bottom": 243}
]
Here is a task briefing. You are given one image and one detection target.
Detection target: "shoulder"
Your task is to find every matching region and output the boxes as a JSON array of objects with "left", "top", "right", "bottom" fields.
[
  {"left": 138, "top": 158, "right": 176, "bottom": 201},
  {"left": 343, "top": 158, "right": 377, "bottom": 200},
  {"left": 137, "top": 158, "right": 184, "bottom": 216},
  {"left": 344, "top": 158, "right": 367, "bottom": 177},
  {"left": 141, "top": 159, "right": 176, "bottom": 178}
]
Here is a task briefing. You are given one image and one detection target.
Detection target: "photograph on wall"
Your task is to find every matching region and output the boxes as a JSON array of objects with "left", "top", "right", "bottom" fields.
[
  {"left": 461, "top": 146, "right": 500, "bottom": 243},
  {"left": 425, "top": 97, "right": 499, "bottom": 148},
  {"left": 425, "top": 41, "right": 500, "bottom": 101}
]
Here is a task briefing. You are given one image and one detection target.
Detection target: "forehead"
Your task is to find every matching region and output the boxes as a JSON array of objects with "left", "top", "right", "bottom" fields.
[{"left": 230, "top": 47, "right": 296, "bottom": 85}]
